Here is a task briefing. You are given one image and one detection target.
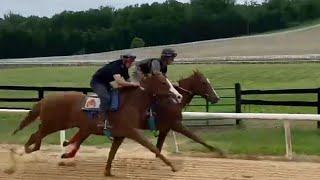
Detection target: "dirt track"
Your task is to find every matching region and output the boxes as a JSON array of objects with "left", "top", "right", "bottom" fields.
[{"left": 1, "top": 143, "right": 320, "bottom": 180}]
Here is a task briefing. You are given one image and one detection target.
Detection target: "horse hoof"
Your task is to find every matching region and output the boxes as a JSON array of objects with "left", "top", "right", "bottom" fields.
[
  {"left": 104, "top": 170, "right": 114, "bottom": 177},
  {"left": 61, "top": 153, "right": 69, "bottom": 159},
  {"left": 4, "top": 167, "right": 16, "bottom": 175},
  {"left": 216, "top": 150, "right": 225, "bottom": 157},
  {"left": 209, "top": 146, "right": 224, "bottom": 156},
  {"left": 62, "top": 140, "right": 69, "bottom": 147},
  {"left": 171, "top": 166, "right": 178, "bottom": 172}
]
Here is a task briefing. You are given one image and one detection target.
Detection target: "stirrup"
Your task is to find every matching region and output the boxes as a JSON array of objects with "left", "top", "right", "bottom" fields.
[
  {"left": 103, "top": 120, "right": 113, "bottom": 141},
  {"left": 104, "top": 119, "right": 112, "bottom": 129},
  {"left": 148, "top": 109, "right": 159, "bottom": 137}
]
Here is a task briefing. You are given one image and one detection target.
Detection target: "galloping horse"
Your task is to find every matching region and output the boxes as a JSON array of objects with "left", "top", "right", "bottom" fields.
[
  {"left": 12, "top": 73, "right": 182, "bottom": 176},
  {"left": 63, "top": 70, "right": 224, "bottom": 171},
  {"left": 154, "top": 70, "right": 223, "bottom": 154}
]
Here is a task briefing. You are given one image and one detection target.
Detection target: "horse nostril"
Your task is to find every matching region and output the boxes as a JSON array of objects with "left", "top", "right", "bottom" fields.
[{"left": 178, "top": 95, "right": 182, "bottom": 99}]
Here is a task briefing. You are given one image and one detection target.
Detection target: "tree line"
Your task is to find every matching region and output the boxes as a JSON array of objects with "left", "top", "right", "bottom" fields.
[{"left": 0, "top": 0, "right": 319, "bottom": 59}]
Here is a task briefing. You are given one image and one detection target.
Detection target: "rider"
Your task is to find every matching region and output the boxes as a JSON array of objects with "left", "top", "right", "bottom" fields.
[
  {"left": 132, "top": 48, "right": 177, "bottom": 119},
  {"left": 90, "top": 52, "right": 139, "bottom": 117},
  {"left": 132, "top": 48, "right": 177, "bottom": 82}
]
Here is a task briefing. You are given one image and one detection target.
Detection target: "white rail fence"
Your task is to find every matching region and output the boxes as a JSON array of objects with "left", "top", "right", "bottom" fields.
[
  {"left": 2, "top": 109, "right": 320, "bottom": 159},
  {"left": 1, "top": 54, "right": 320, "bottom": 66}
]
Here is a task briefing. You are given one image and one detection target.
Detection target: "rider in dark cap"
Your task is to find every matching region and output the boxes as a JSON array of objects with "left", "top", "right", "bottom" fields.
[
  {"left": 132, "top": 48, "right": 177, "bottom": 82},
  {"left": 91, "top": 52, "right": 139, "bottom": 117}
]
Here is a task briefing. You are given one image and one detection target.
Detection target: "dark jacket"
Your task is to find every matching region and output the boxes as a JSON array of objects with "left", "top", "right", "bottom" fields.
[
  {"left": 92, "top": 59, "right": 130, "bottom": 86},
  {"left": 136, "top": 58, "right": 167, "bottom": 76}
]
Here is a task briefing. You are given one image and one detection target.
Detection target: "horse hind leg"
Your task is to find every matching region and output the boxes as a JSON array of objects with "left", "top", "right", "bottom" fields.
[
  {"left": 62, "top": 131, "right": 81, "bottom": 147},
  {"left": 126, "top": 128, "right": 177, "bottom": 172},
  {"left": 25, "top": 124, "right": 60, "bottom": 154},
  {"left": 24, "top": 130, "right": 42, "bottom": 154},
  {"left": 61, "top": 131, "right": 90, "bottom": 159},
  {"left": 172, "top": 123, "right": 224, "bottom": 156},
  {"left": 104, "top": 137, "right": 125, "bottom": 177}
]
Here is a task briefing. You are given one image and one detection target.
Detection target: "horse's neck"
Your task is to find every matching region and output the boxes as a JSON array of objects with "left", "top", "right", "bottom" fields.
[{"left": 178, "top": 80, "right": 194, "bottom": 107}]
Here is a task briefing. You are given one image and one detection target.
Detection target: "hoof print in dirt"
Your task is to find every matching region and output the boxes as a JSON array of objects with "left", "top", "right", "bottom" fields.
[{"left": 3, "top": 167, "right": 16, "bottom": 175}]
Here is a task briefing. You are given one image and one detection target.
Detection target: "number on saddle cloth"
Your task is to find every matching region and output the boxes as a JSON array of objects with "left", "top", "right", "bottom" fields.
[{"left": 81, "top": 89, "right": 120, "bottom": 119}]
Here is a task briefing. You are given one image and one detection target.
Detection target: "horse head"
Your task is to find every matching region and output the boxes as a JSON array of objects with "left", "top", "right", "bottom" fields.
[
  {"left": 140, "top": 72, "right": 182, "bottom": 103},
  {"left": 179, "top": 70, "right": 220, "bottom": 104}
]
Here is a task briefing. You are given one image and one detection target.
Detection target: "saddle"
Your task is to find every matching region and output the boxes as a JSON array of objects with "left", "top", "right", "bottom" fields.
[
  {"left": 82, "top": 89, "right": 120, "bottom": 113},
  {"left": 81, "top": 89, "right": 159, "bottom": 138},
  {"left": 81, "top": 89, "right": 120, "bottom": 141}
]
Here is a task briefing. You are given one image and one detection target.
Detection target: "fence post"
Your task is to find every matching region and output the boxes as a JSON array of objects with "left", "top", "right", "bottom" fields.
[
  {"left": 317, "top": 88, "right": 320, "bottom": 129},
  {"left": 206, "top": 99, "right": 209, "bottom": 112},
  {"left": 38, "top": 88, "right": 44, "bottom": 100},
  {"left": 235, "top": 83, "right": 242, "bottom": 125}
]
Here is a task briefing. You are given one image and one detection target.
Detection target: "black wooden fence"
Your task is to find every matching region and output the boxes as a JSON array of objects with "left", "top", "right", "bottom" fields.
[
  {"left": 2, "top": 84, "right": 319, "bottom": 127},
  {"left": 0, "top": 85, "right": 235, "bottom": 112},
  {"left": 0, "top": 86, "right": 91, "bottom": 110},
  {"left": 235, "top": 83, "right": 320, "bottom": 128}
]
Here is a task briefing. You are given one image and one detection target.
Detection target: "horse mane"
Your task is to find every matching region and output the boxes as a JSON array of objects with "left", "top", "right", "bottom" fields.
[
  {"left": 178, "top": 69, "right": 202, "bottom": 82},
  {"left": 118, "top": 86, "right": 141, "bottom": 94}
]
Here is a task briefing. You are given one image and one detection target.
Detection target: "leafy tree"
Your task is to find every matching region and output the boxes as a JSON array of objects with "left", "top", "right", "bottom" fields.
[
  {"left": 130, "top": 37, "right": 145, "bottom": 48},
  {"left": 0, "top": 0, "right": 320, "bottom": 59}
]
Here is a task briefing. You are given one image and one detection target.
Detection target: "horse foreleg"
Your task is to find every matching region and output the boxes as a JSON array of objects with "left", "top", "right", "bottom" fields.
[
  {"left": 172, "top": 123, "right": 224, "bottom": 156},
  {"left": 155, "top": 130, "right": 169, "bottom": 157},
  {"left": 126, "top": 128, "right": 177, "bottom": 172},
  {"left": 104, "top": 137, "right": 125, "bottom": 177},
  {"left": 61, "top": 132, "right": 90, "bottom": 159}
]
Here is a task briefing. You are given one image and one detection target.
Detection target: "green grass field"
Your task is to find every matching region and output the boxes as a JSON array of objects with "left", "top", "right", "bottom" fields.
[{"left": 1, "top": 64, "right": 320, "bottom": 156}]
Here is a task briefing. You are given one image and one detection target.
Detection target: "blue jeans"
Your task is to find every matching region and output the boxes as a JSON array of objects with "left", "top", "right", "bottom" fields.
[{"left": 90, "top": 79, "right": 111, "bottom": 114}]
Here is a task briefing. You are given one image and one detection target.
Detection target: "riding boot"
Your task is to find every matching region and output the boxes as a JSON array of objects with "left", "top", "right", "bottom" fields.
[{"left": 99, "top": 105, "right": 109, "bottom": 119}]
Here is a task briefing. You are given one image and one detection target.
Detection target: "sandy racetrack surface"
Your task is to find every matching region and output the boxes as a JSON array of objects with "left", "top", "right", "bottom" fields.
[{"left": 1, "top": 143, "right": 320, "bottom": 180}]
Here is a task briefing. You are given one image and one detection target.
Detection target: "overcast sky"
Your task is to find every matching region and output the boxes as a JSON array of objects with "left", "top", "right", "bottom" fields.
[{"left": 0, "top": 0, "right": 263, "bottom": 18}]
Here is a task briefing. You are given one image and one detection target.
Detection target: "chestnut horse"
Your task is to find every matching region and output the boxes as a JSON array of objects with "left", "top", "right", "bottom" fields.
[
  {"left": 12, "top": 73, "right": 182, "bottom": 176},
  {"left": 154, "top": 70, "right": 223, "bottom": 154},
  {"left": 63, "top": 70, "right": 224, "bottom": 171}
]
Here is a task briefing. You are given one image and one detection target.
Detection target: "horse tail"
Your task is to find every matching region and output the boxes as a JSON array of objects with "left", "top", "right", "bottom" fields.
[{"left": 12, "top": 101, "right": 41, "bottom": 135}]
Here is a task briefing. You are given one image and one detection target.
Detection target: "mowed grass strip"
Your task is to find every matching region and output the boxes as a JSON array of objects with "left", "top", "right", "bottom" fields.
[{"left": 0, "top": 64, "right": 320, "bottom": 156}]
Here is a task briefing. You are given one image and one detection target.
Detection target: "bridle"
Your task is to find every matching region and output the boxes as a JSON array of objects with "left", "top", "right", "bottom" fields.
[{"left": 175, "top": 81, "right": 210, "bottom": 101}]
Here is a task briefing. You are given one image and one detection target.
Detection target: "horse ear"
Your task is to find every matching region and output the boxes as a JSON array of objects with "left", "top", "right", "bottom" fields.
[
  {"left": 193, "top": 69, "right": 200, "bottom": 75},
  {"left": 193, "top": 69, "right": 197, "bottom": 75}
]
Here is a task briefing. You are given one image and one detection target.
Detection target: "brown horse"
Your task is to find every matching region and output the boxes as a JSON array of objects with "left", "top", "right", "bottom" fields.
[
  {"left": 12, "top": 73, "right": 182, "bottom": 176},
  {"left": 154, "top": 70, "right": 223, "bottom": 154},
  {"left": 63, "top": 70, "right": 223, "bottom": 159}
]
